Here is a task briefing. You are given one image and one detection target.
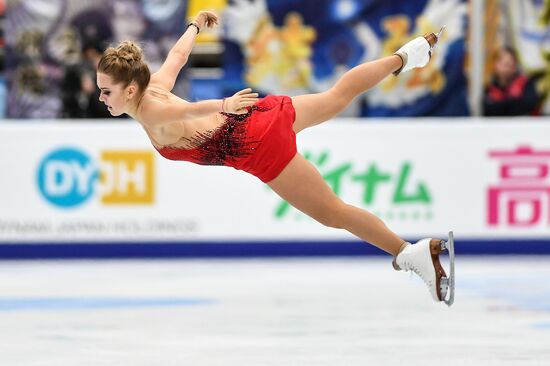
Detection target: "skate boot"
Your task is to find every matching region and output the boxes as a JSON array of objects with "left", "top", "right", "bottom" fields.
[
  {"left": 393, "top": 26, "right": 446, "bottom": 76},
  {"left": 393, "top": 231, "right": 455, "bottom": 306}
]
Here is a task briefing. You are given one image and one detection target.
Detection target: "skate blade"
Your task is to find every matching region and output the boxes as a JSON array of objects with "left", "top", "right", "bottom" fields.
[
  {"left": 424, "top": 25, "right": 446, "bottom": 49},
  {"left": 439, "top": 231, "right": 455, "bottom": 307},
  {"left": 435, "top": 26, "right": 446, "bottom": 43}
]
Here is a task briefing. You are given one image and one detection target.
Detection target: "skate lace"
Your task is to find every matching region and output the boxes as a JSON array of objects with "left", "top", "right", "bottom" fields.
[{"left": 402, "top": 261, "right": 432, "bottom": 286}]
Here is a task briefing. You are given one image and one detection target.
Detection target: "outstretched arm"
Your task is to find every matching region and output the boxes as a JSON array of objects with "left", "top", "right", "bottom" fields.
[
  {"left": 151, "top": 11, "right": 219, "bottom": 90},
  {"left": 141, "top": 88, "right": 260, "bottom": 126}
]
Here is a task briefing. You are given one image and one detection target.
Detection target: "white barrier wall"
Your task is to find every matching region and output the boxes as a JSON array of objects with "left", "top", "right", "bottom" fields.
[{"left": 1, "top": 119, "right": 549, "bottom": 243}]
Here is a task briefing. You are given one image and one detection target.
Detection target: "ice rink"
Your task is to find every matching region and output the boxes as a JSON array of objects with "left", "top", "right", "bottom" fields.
[{"left": 1, "top": 256, "right": 549, "bottom": 365}]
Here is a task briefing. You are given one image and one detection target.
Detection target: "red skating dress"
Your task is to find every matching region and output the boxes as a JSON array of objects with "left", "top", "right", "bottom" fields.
[{"left": 155, "top": 95, "right": 297, "bottom": 183}]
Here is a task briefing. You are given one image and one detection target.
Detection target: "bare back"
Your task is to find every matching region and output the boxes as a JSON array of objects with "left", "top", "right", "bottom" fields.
[{"left": 135, "top": 79, "right": 225, "bottom": 150}]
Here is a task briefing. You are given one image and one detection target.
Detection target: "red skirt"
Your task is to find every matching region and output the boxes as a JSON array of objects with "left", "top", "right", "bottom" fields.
[{"left": 156, "top": 95, "right": 297, "bottom": 183}]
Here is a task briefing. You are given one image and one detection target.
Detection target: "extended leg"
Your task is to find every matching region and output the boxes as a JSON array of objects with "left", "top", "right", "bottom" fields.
[
  {"left": 268, "top": 153, "right": 405, "bottom": 255},
  {"left": 291, "top": 28, "right": 443, "bottom": 133},
  {"left": 270, "top": 155, "right": 456, "bottom": 305},
  {"left": 291, "top": 55, "right": 402, "bottom": 133}
]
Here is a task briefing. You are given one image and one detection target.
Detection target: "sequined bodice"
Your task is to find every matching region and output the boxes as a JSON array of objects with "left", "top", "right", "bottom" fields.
[{"left": 156, "top": 105, "right": 270, "bottom": 166}]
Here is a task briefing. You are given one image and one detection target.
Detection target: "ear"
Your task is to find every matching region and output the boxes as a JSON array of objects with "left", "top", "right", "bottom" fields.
[{"left": 126, "top": 83, "right": 138, "bottom": 100}]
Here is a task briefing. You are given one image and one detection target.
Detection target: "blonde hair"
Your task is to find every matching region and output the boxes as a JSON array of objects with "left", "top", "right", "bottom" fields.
[{"left": 98, "top": 41, "right": 150, "bottom": 92}]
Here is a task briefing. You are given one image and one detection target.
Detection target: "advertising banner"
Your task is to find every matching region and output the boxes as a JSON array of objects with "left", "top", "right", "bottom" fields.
[{"left": 1, "top": 119, "right": 550, "bottom": 244}]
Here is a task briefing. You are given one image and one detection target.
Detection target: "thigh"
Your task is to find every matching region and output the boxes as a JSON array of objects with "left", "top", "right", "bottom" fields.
[
  {"left": 291, "top": 91, "right": 343, "bottom": 133},
  {"left": 268, "top": 153, "right": 342, "bottom": 217}
]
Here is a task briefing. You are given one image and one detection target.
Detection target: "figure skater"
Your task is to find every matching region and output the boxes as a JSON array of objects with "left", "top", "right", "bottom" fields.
[{"left": 96, "top": 11, "right": 454, "bottom": 305}]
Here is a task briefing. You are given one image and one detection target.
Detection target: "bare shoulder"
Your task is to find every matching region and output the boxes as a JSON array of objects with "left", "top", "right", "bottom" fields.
[
  {"left": 149, "top": 72, "right": 169, "bottom": 88},
  {"left": 136, "top": 88, "right": 168, "bottom": 126},
  {"left": 149, "top": 72, "right": 180, "bottom": 92},
  {"left": 136, "top": 84, "right": 189, "bottom": 127}
]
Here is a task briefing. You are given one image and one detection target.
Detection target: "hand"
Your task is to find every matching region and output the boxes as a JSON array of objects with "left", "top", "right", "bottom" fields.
[
  {"left": 194, "top": 11, "right": 219, "bottom": 30},
  {"left": 223, "top": 88, "right": 259, "bottom": 115}
]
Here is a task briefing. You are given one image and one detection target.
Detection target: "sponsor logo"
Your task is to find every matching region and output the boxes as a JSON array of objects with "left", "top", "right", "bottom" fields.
[
  {"left": 487, "top": 145, "right": 550, "bottom": 227},
  {"left": 37, "top": 147, "right": 155, "bottom": 208},
  {"left": 273, "top": 150, "right": 433, "bottom": 221}
]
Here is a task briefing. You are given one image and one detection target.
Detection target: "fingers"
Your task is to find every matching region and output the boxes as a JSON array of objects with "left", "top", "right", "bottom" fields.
[
  {"left": 237, "top": 96, "right": 259, "bottom": 102},
  {"left": 238, "top": 93, "right": 259, "bottom": 106},
  {"left": 239, "top": 98, "right": 259, "bottom": 103},
  {"left": 226, "top": 88, "right": 260, "bottom": 113},
  {"left": 238, "top": 100, "right": 258, "bottom": 107},
  {"left": 235, "top": 87, "right": 257, "bottom": 96},
  {"left": 206, "top": 17, "right": 218, "bottom": 27},
  {"left": 196, "top": 11, "right": 219, "bottom": 28},
  {"left": 201, "top": 11, "right": 219, "bottom": 27},
  {"left": 235, "top": 92, "right": 259, "bottom": 101},
  {"left": 235, "top": 87, "right": 251, "bottom": 95}
]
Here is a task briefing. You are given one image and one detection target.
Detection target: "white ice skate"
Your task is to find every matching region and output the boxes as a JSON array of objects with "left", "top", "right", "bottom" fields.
[
  {"left": 393, "top": 26, "right": 446, "bottom": 76},
  {"left": 393, "top": 231, "right": 455, "bottom": 306}
]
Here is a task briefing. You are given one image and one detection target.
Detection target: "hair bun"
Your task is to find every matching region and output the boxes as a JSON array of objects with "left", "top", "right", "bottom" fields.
[
  {"left": 116, "top": 41, "right": 143, "bottom": 63},
  {"left": 98, "top": 40, "right": 150, "bottom": 92}
]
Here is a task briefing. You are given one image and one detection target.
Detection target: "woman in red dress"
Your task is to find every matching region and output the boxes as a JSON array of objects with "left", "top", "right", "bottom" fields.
[{"left": 96, "top": 11, "right": 454, "bottom": 305}]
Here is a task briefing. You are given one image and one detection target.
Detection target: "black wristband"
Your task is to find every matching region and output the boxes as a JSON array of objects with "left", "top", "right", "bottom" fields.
[{"left": 187, "top": 22, "right": 200, "bottom": 34}]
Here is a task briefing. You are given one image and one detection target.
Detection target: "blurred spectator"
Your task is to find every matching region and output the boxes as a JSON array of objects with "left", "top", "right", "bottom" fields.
[
  {"left": 60, "top": 39, "right": 111, "bottom": 118},
  {"left": 0, "top": 0, "right": 5, "bottom": 118},
  {"left": 0, "top": 76, "right": 5, "bottom": 118},
  {"left": 483, "top": 46, "right": 540, "bottom": 116}
]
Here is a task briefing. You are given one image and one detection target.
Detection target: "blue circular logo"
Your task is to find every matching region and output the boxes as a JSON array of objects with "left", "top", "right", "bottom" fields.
[{"left": 37, "top": 147, "right": 98, "bottom": 208}]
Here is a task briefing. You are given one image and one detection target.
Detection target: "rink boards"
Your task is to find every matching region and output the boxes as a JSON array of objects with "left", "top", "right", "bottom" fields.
[{"left": 0, "top": 118, "right": 549, "bottom": 256}]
